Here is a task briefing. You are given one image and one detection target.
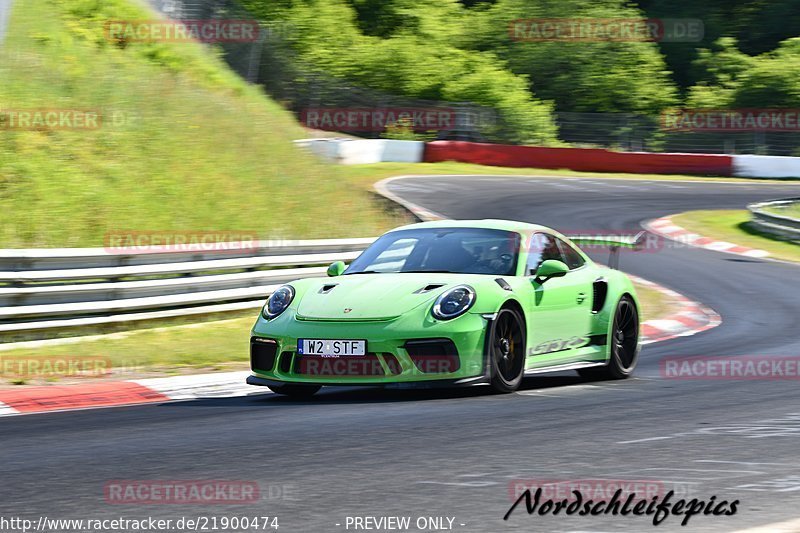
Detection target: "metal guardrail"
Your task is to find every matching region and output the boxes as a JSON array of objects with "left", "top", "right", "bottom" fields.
[
  {"left": 748, "top": 198, "right": 800, "bottom": 242},
  {"left": 0, "top": 239, "right": 374, "bottom": 338},
  {"left": 0, "top": 252, "right": 360, "bottom": 283},
  {"left": 0, "top": 238, "right": 373, "bottom": 270}
]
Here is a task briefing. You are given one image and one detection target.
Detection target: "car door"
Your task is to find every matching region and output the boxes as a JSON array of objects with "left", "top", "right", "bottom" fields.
[
  {"left": 554, "top": 236, "right": 595, "bottom": 346},
  {"left": 525, "top": 233, "right": 593, "bottom": 367}
]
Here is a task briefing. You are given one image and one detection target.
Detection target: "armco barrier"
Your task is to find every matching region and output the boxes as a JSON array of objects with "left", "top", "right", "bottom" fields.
[
  {"left": 0, "top": 239, "right": 374, "bottom": 338},
  {"left": 423, "top": 141, "right": 734, "bottom": 176},
  {"left": 0, "top": 238, "right": 373, "bottom": 270},
  {"left": 748, "top": 198, "right": 800, "bottom": 241}
]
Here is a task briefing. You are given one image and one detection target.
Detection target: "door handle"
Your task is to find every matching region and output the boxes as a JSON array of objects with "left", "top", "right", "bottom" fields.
[{"left": 576, "top": 292, "right": 587, "bottom": 304}]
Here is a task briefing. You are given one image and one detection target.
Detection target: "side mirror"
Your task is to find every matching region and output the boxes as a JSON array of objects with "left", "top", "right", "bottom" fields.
[
  {"left": 533, "top": 259, "right": 569, "bottom": 281},
  {"left": 327, "top": 261, "right": 346, "bottom": 277}
]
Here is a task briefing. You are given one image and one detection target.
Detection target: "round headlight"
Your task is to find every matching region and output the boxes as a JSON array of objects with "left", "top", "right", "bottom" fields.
[
  {"left": 432, "top": 285, "right": 476, "bottom": 320},
  {"left": 263, "top": 285, "right": 295, "bottom": 319}
]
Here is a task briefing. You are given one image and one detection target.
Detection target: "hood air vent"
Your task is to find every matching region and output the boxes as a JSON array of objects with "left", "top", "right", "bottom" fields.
[
  {"left": 319, "top": 284, "right": 338, "bottom": 293},
  {"left": 414, "top": 283, "right": 445, "bottom": 294}
]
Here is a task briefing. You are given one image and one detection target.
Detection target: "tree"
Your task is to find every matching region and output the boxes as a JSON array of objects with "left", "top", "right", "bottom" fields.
[
  {"left": 686, "top": 37, "right": 800, "bottom": 109},
  {"left": 464, "top": 0, "right": 678, "bottom": 114}
]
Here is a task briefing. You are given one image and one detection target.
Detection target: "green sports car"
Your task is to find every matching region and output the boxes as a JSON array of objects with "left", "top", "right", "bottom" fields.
[{"left": 247, "top": 219, "right": 641, "bottom": 397}]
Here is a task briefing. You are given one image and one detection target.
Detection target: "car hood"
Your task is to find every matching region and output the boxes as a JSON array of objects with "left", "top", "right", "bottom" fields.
[{"left": 295, "top": 273, "right": 471, "bottom": 321}]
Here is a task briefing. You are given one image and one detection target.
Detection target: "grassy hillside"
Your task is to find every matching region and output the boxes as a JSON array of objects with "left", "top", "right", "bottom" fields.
[{"left": 0, "top": 0, "right": 403, "bottom": 248}]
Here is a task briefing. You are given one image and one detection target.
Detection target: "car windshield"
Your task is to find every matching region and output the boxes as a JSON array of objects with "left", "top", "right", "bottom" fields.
[{"left": 345, "top": 227, "right": 520, "bottom": 276}]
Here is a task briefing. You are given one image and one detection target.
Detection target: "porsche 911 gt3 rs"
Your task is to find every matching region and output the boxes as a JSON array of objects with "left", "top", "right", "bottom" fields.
[{"left": 247, "top": 219, "right": 641, "bottom": 397}]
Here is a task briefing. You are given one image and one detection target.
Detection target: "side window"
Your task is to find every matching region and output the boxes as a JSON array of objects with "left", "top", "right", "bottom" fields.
[
  {"left": 526, "top": 233, "right": 563, "bottom": 274},
  {"left": 556, "top": 238, "right": 586, "bottom": 270}
]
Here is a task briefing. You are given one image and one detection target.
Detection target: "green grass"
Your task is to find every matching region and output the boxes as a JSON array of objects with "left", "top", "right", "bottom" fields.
[
  {"left": 635, "top": 282, "right": 676, "bottom": 322},
  {"left": 671, "top": 210, "right": 800, "bottom": 263},
  {"left": 0, "top": 317, "right": 254, "bottom": 385},
  {"left": 0, "top": 0, "right": 405, "bottom": 248},
  {"left": 1, "top": 307, "right": 261, "bottom": 345},
  {"left": 0, "top": 279, "right": 670, "bottom": 384},
  {"left": 764, "top": 202, "right": 800, "bottom": 219}
]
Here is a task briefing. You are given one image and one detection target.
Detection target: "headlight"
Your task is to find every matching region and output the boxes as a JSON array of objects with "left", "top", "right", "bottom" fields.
[
  {"left": 263, "top": 285, "right": 295, "bottom": 319},
  {"left": 432, "top": 285, "right": 475, "bottom": 320}
]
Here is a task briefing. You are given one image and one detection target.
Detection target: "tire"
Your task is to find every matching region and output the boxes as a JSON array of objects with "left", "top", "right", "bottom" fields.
[
  {"left": 578, "top": 295, "right": 639, "bottom": 380},
  {"left": 266, "top": 383, "right": 322, "bottom": 398},
  {"left": 488, "top": 307, "right": 527, "bottom": 393}
]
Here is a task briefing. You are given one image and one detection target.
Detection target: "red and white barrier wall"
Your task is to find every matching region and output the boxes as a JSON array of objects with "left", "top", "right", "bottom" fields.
[
  {"left": 296, "top": 139, "right": 800, "bottom": 178},
  {"left": 732, "top": 155, "right": 800, "bottom": 178},
  {"left": 423, "top": 141, "right": 734, "bottom": 176}
]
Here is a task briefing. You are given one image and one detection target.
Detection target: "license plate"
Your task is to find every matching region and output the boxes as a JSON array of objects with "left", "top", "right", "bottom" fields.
[{"left": 298, "top": 339, "right": 366, "bottom": 357}]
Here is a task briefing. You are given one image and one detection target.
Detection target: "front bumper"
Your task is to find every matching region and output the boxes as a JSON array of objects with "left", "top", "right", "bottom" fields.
[
  {"left": 246, "top": 374, "right": 489, "bottom": 389},
  {"left": 248, "top": 309, "right": 490, "bottom": 385}
]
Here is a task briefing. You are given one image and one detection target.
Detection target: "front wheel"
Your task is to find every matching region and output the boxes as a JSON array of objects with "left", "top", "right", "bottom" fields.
[
  {"left": 579, "top": 295, "right": 639, "bottom": 380},
  {"left": 267, "top": 383, "right": 322, "bottom": 398},
  {"left": 488, "top": 307, "right": 527, "bottom": 393}
]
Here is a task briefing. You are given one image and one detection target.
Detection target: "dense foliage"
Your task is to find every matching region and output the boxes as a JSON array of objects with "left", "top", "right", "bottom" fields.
[{"left": 240, "top": 0, "right": 800, "bottom": 142}]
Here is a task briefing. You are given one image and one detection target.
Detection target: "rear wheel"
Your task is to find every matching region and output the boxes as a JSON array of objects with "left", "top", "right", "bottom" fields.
[
  {"left": 488, "top": 307, "right": 527, "bottom": 393},
  {"left": 266, "top": 383, "right": 322, "bottom": 398},
  {"left": 579, "top": 295, "right": 639, "bottom": 380}
]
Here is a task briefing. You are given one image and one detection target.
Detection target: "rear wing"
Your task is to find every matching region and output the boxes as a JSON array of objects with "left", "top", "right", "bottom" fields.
[{"left": 569, "top": 231, "right": 647, "bottom": 269}]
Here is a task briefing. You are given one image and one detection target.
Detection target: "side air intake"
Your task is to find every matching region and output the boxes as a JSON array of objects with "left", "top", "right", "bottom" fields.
[{"left": 592, "top": 278, "right": 608, "bottom": 314}]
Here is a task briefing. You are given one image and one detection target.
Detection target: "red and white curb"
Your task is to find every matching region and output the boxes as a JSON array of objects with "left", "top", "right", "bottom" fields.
[
  {"left": 646, "top": 215, "right": 770, "bottom": 258},
  {"left": 0, "top": 371, "right": 257, "bottom": 417},
  {"left": 0, "top": 278, "right": 720, "bottom": 417},
  {"left": 632, "top": 275, "right": 721, "bottom": 345}
]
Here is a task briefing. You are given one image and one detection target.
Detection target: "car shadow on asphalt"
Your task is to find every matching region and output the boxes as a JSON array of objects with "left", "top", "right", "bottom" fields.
[{"left": 177, "top": 373, "right": 588, "bottom": 408}]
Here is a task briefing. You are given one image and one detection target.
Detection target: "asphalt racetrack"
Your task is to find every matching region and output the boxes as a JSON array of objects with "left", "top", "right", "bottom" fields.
[{"left": 2, "top": 175, "right": 800, "bottom": 532}]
